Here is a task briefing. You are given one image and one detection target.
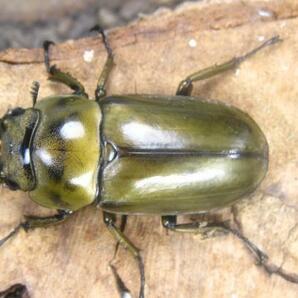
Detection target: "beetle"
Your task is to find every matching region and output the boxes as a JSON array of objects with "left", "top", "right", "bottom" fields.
[{"left": 0, "top": 26, "right": 297, "bottom": 297}]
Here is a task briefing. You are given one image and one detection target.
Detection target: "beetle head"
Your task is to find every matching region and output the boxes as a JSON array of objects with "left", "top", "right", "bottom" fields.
[{"left": 0, "top": 107, "right": 39, "bottom": 191}]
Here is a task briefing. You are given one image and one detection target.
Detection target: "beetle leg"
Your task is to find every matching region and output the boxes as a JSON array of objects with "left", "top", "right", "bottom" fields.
[
  {"left": 0, "top": 210, "right": 72, "bottom": 248},
  {"left": 110, "top": 264, "right": 132, "bottom": 298},
  {"left": 43, "top": 41, "right": 89, "bottom": 98},
  {"left": 162, "top": 215, "right": 229, "bottom": 238},
  {"left": 162, "top": 215, "right": 298, "bottom": 284},
  {"left": 103, "top": 212, "right": 145, "bottom": 298},
  {"left": 162, "top": 215, "right": 268, "bottom": 264},
  {"left": 113, "top": 215, "right": 128, "bottom": 259},
  {"left": 90, "top": 25, "right": 114, "bottom": 101},
  {"left": 0, "top": 283, "right": 29, "bottom": 298},
  {"left": 176, "top": 36, "right": 281, "bottom": 96}
]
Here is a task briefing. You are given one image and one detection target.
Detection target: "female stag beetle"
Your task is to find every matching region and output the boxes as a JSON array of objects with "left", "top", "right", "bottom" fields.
[{"left": 0, "top": 26, "right": 297, "bottom": 297}]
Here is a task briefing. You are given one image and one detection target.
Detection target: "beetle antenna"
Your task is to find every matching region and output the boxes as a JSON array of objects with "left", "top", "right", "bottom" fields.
[
  {"left": 90, "top": 25, "right": 113, "bottom": 58},
  {"left": 30, "top": 81, "right": 40, "bottom": 106},
  {"left": 0, "top": 223, "right": 22, "bottom": 247}
]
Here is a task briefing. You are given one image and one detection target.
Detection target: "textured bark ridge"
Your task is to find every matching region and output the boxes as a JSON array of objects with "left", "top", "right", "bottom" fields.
[{"left": 0, "top": 1, "right": 298, "bottom": 297}]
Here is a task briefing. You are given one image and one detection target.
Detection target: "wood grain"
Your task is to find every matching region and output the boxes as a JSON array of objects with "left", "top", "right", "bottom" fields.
[{"left": 0, "top": 1, "right": 298, "bottom": 297}]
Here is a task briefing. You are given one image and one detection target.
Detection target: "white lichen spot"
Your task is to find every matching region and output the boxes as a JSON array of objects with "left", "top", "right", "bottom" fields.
[
  {"left": 83, "top": 49, "right": 94, "bottom": 63},
  {"left": 257, "top": 9, "right": 274, "bottom": 18},
  {"left": 257, "top": 35, "right": 265, "bottom": 42},
  {"left": 188, "top": 38, "right": 197, "bottom": 48}
]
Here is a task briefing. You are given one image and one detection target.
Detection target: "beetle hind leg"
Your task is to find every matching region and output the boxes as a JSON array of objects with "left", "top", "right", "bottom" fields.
[
  {"left": 162, "top": 215, "right": 298, "bottom": 284},
  {"left": 162, "top": 215, "right": 268, "bottom": 264},
  {"left": 43, "top": 40, "right": 89, "bottom": 98},
  {"left": 176, "top": 36, "right": 281, "bottom": 96},
  {"left": 162, "top": 215, "right": 230, "bottom": 239}
]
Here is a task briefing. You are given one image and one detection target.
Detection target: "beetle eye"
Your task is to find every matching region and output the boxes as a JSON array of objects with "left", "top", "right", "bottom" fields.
[
  {"left": 3, "top": 178, "right": 20, "bottom": 191},
  {"left": 7, "top": 107, "right": 25, "bottom": 117},
  {"left": 0, "top": 119, "right": 7, "bottom": 134}
]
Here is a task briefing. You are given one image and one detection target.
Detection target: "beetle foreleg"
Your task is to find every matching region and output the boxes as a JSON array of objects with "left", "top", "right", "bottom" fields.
[
  {"left": 0, "top": 283, "right": 29, "bottom": 298},
  {"left": 21, "top": 210, "right": 73, "bottom": 231},
  {"left": 43, "top": 41, "right": 89, "bottom": 98},
  {"left": 103, "top": 212, "right": 145, "bottom": 298},
  {"left": 0, "top": 210, "right": 72, "bottom": 248},
  {"left": 176, "top": 36, "right": 281, "bottom": 96},
  {"left": 90, "top": 25, "right": 114, "bottom": 101}
]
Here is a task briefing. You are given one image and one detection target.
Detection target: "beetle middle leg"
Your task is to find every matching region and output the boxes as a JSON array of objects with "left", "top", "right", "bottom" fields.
[
  {"left": 103, "top": 212, "right": 145, "bottom": 298},
  {"left": 176, "top": 36, "right": 281, "bottom": 96},
  {"left": 43, "top": 41, "right": 88, "bottom": 98},
  {"left": 0, "top": 210, "right": 72, "bottom": 248}
]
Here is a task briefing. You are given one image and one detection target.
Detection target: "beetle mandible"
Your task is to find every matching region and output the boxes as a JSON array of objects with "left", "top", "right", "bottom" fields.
[{"left": 0, "top": 26, "right": 296, "bottom": 297}]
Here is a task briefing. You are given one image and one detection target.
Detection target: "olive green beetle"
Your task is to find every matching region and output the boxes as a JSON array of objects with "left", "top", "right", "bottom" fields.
[{"left": 0, "top": 27, "right": 297, "bottom": 297}]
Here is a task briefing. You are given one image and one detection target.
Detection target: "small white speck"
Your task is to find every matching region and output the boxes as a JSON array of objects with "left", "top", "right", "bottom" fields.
[
  {"left": 281, "top": 64, "right": 289, "bottom": 71},
  {"left": 188, "top": 38, "right": 197, "bottom": 48},
  {"left": 231, "top": 294, "right": 238, "bottom": 298},
  {"left": 83, "top": 49, "right": 94, "bottom": 63},
  {"left": 123, "top": 292, "right": 132, "bottom": 298},
  {"left": 235, "top": 68, "right": 240, "bottom": 76},
  {"left": 258, "top": 9, "right": 273, "bottom": 18},
  {"left": 257, "top": 36, "right": 265, "bottom": 42}
]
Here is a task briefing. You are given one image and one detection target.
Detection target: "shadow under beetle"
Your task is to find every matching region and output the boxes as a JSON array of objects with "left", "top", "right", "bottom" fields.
[{"left": 0, "top": 26, "right": 297, "bottom": 297}]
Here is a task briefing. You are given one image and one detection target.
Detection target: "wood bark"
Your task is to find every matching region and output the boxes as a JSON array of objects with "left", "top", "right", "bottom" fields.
[{"left": 0, "top": 1, "right": 297, "bottom": 297}]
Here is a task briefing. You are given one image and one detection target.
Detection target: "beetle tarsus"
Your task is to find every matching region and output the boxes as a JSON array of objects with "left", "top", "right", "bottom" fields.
[
  {"left": 0, "top": 224, "right": 22, "bottom": 248},
  {"left": 42, "top": 40, "right": 89, "bottom": 98},
  {"left": 91, "top": 25, "right": 114, "bottom": 101},
  {"left": 110, "top": 264, "right": 132, "bottom": 298},
  {"left": 90, "top": 25, "right": 113, "bottom": 58},
  {"left": 176, "top": 35, "right": 282, "bottom": 96},
  {"left": 43, "top": 40, "right": 55, "bottom": 73},
  {"left": 238, "top": 35, "right": 282, "bottom": 62}
]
